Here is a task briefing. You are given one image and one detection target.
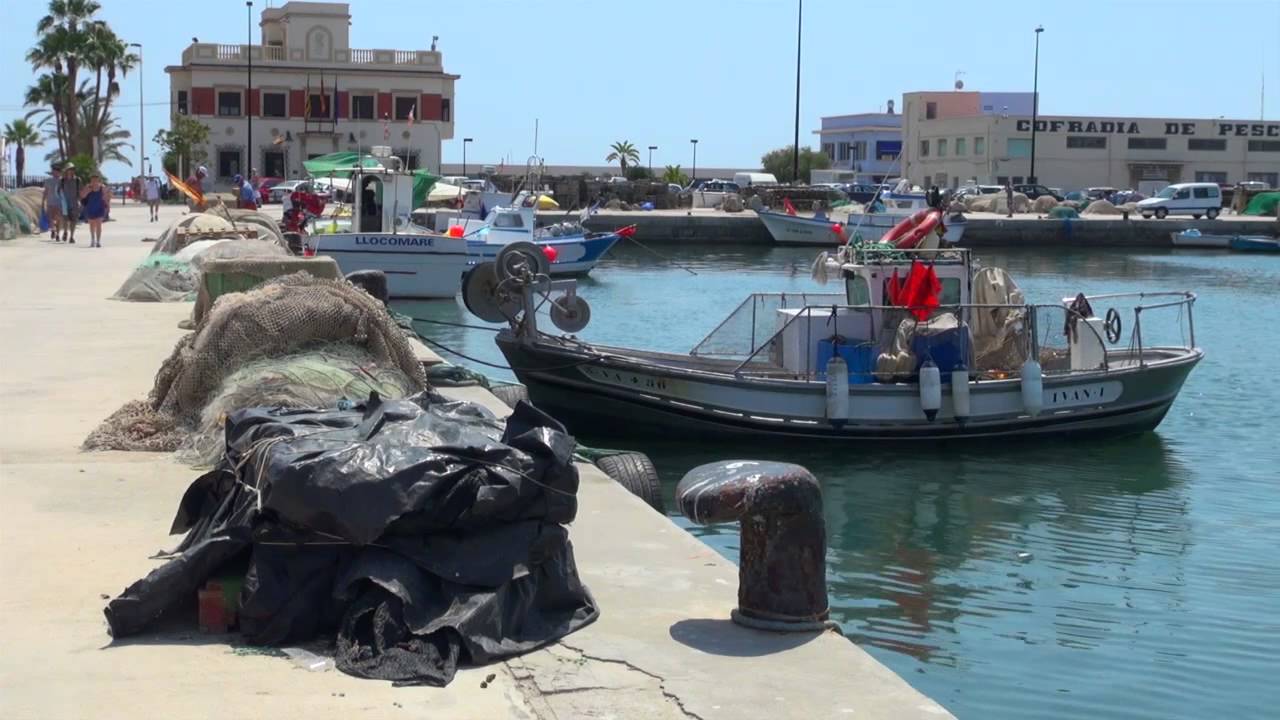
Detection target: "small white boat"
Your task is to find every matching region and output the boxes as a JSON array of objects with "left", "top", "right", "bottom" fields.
[
  {"left": 308, "top": 150, "right": 469, "bottom": 299},
  {"left": 760, "top": 187, "right": 966, "bottom": 246},
  {"left": 1170, "top": 229, "right": 1232, "bottom": 248},
  {"left": 450, "top": 192, "right": 620, "bottom": 276}
]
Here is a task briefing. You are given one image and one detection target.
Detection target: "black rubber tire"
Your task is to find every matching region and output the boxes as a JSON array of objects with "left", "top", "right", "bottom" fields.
[
  {"left": 1155, "top": 208, "right": 1168, "bottom": 219},
  {"left": 1206, "top": 207, "right": 1219, "bottom": 220},
  {"left": 1192, "top": 214, "right": 1202, "bottom": 220},
  {"left": 595, "top": 452, "right": 664, "bottom": 513},
  {"left": 490, "top": 383, "right": 530, "bottom": 408}
]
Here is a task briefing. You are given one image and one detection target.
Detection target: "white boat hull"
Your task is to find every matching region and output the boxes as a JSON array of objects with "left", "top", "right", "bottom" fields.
[
  {"left": 1170, "top": 231, "right": 1231, "bottom": 248},
  {"left": 312, "top": 233, "right": 469, "bottom": 299},
  {"left": 760, "top": 210, "right": 967, "bottom": 247}
]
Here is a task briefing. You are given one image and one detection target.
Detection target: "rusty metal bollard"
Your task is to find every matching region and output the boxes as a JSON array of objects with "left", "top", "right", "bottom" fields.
[{"left": 676, "top": 460, "right": 832, "bottom": 632}]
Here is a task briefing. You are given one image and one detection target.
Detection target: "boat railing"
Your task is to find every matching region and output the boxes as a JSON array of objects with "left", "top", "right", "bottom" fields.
[
  {"left": 704, "top": 293, "right": 1195, "bottom": 381},
  {"left": 1079, "top": 291, "right": 1198, "bottom": 368}
]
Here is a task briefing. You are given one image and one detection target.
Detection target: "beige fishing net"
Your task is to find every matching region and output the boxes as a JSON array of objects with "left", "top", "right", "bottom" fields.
[{"left": 85, "top": 272, "right": 427, "bottom": 455}]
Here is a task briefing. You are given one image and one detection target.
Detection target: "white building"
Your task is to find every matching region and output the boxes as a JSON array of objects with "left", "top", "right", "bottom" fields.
[{"left": 165, "top": 1, "right": 457, "bottom": 186}]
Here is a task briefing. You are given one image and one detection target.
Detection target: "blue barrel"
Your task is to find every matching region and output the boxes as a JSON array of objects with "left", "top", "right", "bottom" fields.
[{"left": 816, "top": 337, "right": 875, "bottom": 384}]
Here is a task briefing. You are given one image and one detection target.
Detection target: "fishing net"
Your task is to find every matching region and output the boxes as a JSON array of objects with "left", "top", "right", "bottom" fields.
[
  {"left": 112, "top": 254, "right": 200, "bottom": 302},
  {"left": 1032, "top": 195, "right": 1059, "bottom": 213},
  {"left": 177, "top": 345, "right": 421, "bottom": 466},
  {"left": 1048, "top": 206, "right": 1079, "bottom": 219},
  {"left": 84, "top": 272, "right": 428, "bottom": 455},
  {"left": 1083, "top": 199, "right": 1122, "bottom": 215}
]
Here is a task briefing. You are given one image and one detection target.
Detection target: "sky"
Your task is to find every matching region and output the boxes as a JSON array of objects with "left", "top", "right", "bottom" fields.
[{"left": 2, "top": 0, "right": 1278, "bottom": 180}]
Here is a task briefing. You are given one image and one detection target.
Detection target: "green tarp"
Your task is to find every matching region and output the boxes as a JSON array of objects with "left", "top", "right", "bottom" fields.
[
  {"left": 302, "top": 152, "right": 383, "bottom": 177},
  {"left": 1243, "top": 191, "right": 1280, "bottom": 217},
  {"left": 412, "top": 170, "right": 438, "bottom": 210}
]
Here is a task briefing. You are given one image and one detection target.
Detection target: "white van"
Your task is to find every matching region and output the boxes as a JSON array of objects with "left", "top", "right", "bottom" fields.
[
  {"left": 733, "top": 172, "right": 778, "bottom": 188},
  {"left": 1136, "top": 182, "right": 1222, "bottom": 219}
]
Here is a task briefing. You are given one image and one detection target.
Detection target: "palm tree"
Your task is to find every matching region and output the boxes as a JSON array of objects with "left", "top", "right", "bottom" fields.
[
  {"left": 605, "top": 141, "right": 640, "bottom": 175},
  {"left": 3, "top": 119, "right": 45, "bottom": 186},
  {"left": 27, "top": 0, "right": 104, "bottom": 157},
  {"left": 662, "top": 164, "right": 689, "bottom": 185},
  {"left": 25, "top": 73, "right": 71, "bottom": 158},
  {"left": 65, "top": 98, "right": 132, "bottom": 166},
  {"left": 83, "top": 22, "right": 136, "bottom": 140}
]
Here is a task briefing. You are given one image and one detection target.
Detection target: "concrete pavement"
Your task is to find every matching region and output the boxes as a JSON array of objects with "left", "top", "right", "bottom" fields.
[{"left": 0, "top": 204, "right": 953, "bottom": 719}]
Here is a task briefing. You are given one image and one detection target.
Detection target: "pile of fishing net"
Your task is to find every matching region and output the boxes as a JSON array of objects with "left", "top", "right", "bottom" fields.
[
  {"left": 1082, "top": 199, "right": 1122, "bottom": 215},
  {"left": 1032, "top": 195, "right": 1059, "bottom": 213},
  {"left": 0, "top": 188, "right": 42, "bottom": 239},
  {"left": 965, "top": 192, "right": 1030, "bottom": 214},
  {"left": 1048, "top": 205, "right": 1079, "bottom": 219},
  {"left": 85, "top": 272, "right": 427, "bottom": 457}
]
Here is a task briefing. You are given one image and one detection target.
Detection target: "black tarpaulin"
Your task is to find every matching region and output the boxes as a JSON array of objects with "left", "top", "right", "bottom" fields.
[{"left": 105, "top": 392, "right": 598, "bottom": 686}]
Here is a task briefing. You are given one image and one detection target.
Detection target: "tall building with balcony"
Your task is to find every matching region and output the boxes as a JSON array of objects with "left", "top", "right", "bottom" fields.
[
  {"left": 812, "top": 108, "right": 903, "bottom": 185},
  {"left": 165, "top": 1, "right": 457, "bottom": 185}
]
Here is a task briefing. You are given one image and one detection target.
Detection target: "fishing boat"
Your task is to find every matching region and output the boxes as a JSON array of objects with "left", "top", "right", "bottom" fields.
[
  {"left": 1170, "top": 229, "right": 1232, "bottom": 248},
  {"left": 1229, "top": 235, "right": 1280, "bottom": 252},
  {"left": 463, "top": 243, "right": 1201, "bottom": 441},
  {"left": 448, "top": 192, "right": 622, "bottom": 275},
  {"left": 760, "top": 186, "right": 967, "bottom": 246},
  {"left": 306, "top": 148, "right": 469, "bottom": 299}
]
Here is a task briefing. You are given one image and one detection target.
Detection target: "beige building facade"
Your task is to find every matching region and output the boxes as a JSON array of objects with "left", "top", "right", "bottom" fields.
[
  {"left": 165, "top": 2, "right": 457, "bottom": 187},
  {"left": 901, "top": 91, "right": 1280, "bottom": 192}
]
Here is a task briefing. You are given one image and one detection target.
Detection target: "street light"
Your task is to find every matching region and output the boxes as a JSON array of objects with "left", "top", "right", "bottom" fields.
[
  {"left": 647, "top": 145, "right": 657, "bottom": 175},
  {"left": 1029, "top": 25, "right": 1044, "bottom": 184},
  {"left": 246, "top": 2, "right": 254, "bottom": 180},
  {"left": 690, "top": 139, "right": 698, "bottom": 187},
  {"left": 462, "top": 137, "right": 473, "bottom": 177},
  {"left": 792, "top": 0, "right": 802, "bottom": 184},
  {"left": 128, "top": 42, "right": 143, "bottom": 181}
]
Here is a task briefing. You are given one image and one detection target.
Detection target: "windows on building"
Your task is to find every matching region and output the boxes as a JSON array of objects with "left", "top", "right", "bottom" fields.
[
  {"left": 1248, "top": 140, "right": 1280, "bottom": 152},
  {"left": 441, "top": 98, "right": 451, "bottom": 123},
  {"left": 837, "top": 142, "right": 851, "bottom": 161},
  {"left": 851, "top": 142, "right": 866, "bottom": 162},
  {"left": 351, "top": 95, "right": 375, "bottom": 120},
  {"left": 936, "top": 138, "right": 947, "bottom": 157},
  {"left": 394, "top": 96, "right": 417, "bottom": 120},
  {"left": 262, "top": 92, "right": 287, "bottom": 118},
  {"left": 307, "top": 94, "right": 332, "bottom": 119},
  {"left": 262, "top": 150, "right": 286, "bottom": 178},
  {"left": 923, "top": 175, "right": 932, "bottom": 188},
  {"left": 1195, "top": 171, "right": 1228, "bottom": 184},
  {"left": 1008, "top": 138, "right": 1032, "bottom": 158},
  {"left": 875, "top": 141, "right": 899, "bottom": 160},
  {"left": 919, "top": 139, "right": 929, "bottom": 157},
  {"left": 822, "top": 143, "right": 835, "bottom": 160},
  {"left": 925, "top": 102, "right": 937, "bottom": 120},
  {"left": 995, "top": 175, "right": 1009, "bottom": 185},
  {"left": 955, "top": 137, "right": 966, "bottom": 156},
  {"left": 217, "top": 149, "right": 241, "bottom": 179},
  {"left": 217, "top": 91, "right": 242, "bottom": 117},
  {"left": 1189, "top": 138, "right": 1226, "bottom": 151},
  {"left": 973, "top": 136, "right": 985, "bottom": 155},
  {"left": 934, "top": 172, "right": 948, "bottom": 188},
  {"left": 1248, "top": 172, "right": 1279, "bottom": 187},
  {"left": 176, "top": 90, "right": 188, "bottom": 115},
  {"left": 1067, "top": 136, "right": 1106, "bottom": 149},
  {"left": 1012, "top": 176, "right": 1025, "bottom": 185},
  {"left": 1127, "top": 137, "right": 1166, "bottom": 150},
  {"left": 393, "top": 149, "right": 421, "bottom": 170}
]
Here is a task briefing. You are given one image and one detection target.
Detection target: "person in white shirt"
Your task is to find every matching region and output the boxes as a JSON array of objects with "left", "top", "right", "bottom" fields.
[{"left": 144, "top": 176, "right": 162, "bottom": 222}]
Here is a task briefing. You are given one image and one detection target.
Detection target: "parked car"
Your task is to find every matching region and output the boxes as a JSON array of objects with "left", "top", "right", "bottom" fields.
[
  {"left": 954, "top": 184, "right": 1003, "bottom": 201},
  {"left": 733, "top": 172, "right": 778, "bottom": 188},
  {"left": 688, "top": 179, "right": 740, "bottom": 193},
  {"left": 269, "top": 179, "right": 308, "bottom": 204},
  {"left": 1237, "top": 180, "right": 1272, "bottom": 191},
  {"left": 1086, "top": 186, "right": 1118, "bottom": 201},
  {"left": 1136, "top": 182, "right": 1222, "bottom": 219},
  {"left": 843, "top": 183, "right": 881, "bottom": 204},
  {"left": 1013, "top": 183, "right": 1064, "bottom": 201},
  {"left": 256, "top": 176, "right": 284, "bottom": 204}
]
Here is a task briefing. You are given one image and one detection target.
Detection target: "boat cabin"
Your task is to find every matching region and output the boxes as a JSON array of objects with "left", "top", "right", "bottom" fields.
[{"left": 841, "top": 247, "right": 973, "bottom": 309}]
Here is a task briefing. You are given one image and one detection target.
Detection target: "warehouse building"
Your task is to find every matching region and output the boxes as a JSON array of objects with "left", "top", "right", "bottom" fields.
[{"left": 900, "top": 90, "right": 1280, "bottom": 193}]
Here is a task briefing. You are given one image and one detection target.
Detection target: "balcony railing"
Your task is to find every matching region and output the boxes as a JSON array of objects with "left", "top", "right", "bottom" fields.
[{"left": 183, "top": 43, "right": 443, "bottom": 70}]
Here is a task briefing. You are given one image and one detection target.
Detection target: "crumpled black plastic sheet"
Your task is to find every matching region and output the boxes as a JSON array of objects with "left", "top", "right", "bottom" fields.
[{"left": 105, "top": 392, "right": 598, "bottom": 686}]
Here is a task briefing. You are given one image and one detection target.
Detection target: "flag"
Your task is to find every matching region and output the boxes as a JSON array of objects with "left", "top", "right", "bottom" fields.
[
  {"left": 303, "top": 74, "right": 312, "bottom": 118},
  {"left": 382, "top": 113, "right": 390, "bottom": 141},
  {"left": 166, "top": 171, "right": 203, "bottom": 205},
  {"left": 782, "top": 197, "right": 798, "bottom": 216},
  {"left": 319, "top": 74, "right": 328, "bottom": 116}
]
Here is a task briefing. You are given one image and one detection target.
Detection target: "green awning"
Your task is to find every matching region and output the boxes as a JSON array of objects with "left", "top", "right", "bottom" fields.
[
  {"left": 412, "top": 169, "right": 439, "bottom": 209},
  {"left": 302, "top": 152, "right": 383, "bottom": 177}
]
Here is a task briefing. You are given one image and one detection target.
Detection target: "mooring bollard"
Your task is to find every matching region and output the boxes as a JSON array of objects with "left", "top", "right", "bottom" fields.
[{"left": 676, "top": 460, "right": 831, "bottom": 632}]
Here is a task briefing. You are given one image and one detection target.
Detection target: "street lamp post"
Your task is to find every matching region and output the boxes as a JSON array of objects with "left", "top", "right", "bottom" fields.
[
  {"left": 245, "top": 2, "right": 255, "bottom": 181},
  {"left": 792, "top": 0, "right": 802, "bottom": 184},
  {"left": 128, "top": 42, "right": 143, "bottom": 182},
  {"left": 690, "top": 139, "right": 698, "bottom": 187},
  {"left": 648, "top": 145, "right": 657, "bottom": 175},
  {"left": 1029, "top": 25, "right": 1044, "bottom": 184},
  {"left": 462, "top": 137, "right": 473, "bottom": 177}
]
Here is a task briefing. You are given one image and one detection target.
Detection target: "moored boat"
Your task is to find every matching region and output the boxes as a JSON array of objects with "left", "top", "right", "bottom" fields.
[
  {"left": 449, "top": 193, "right": 621, "bottom": 276},
  {"left": 1229, "top": 235, "right": 1280, "bottom": 252},
  {"left": 760, "top": 188, "right": 967, "bottom": 247},
  {"left": 464, "top": 243, "right": 1201, "bottom": 441},
  {"left": 1170, "top": 229, "right": 1232, "bottom": 248}
]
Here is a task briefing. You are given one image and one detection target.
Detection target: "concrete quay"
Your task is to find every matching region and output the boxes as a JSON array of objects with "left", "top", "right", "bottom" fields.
[
  {"left": 0, "top": 204, "right": 953, "bottom": 719},
  {"left": 580, "top": 207, "right": 1277, "bottom": 247}
]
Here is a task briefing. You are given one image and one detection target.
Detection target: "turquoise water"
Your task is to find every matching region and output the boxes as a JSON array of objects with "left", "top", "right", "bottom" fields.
[{"left": 401, "top": 244, "right": 1280, "bottom": 719}]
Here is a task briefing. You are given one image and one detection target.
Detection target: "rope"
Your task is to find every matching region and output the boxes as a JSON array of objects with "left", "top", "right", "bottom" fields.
[
  {"left": 408, "top": 316, "right": 503, "bottom": 333},
  {"left": 416, "top": 335, "right": 610, "bottom": 372}
]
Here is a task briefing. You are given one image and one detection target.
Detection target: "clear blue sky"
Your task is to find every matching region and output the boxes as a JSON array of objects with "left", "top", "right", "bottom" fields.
[{"left": 3, "top": 0, "right": 1277, "bottom": 180}]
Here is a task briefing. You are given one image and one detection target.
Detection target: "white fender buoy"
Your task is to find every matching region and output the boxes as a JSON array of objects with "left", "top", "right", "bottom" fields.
[
  {"left": 1021, "top": 358, "right": 1044, "bottom": 416},
  {"left": 951, "top": 366, "right": 971, "bottom": 421},
  {"left": 919, "top": 360, "right": 942, "bottom": 421},
  {"left": 826, "top": 355, "right": 849, "bottom": 427}
]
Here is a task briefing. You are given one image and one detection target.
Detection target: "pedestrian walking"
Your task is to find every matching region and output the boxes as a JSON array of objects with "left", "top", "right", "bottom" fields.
[
  {"left": 80, "top": 173, "right": 109, "bottom": 247},
  {"left": 1005, "top": 181, "right": 1014, "bottom": 218},
  {"left": 60, "top": 164, "right": 81, "bottom": 244},
  {"left": 144, "top": 175, "right": 162, "bottom": 222},
  {"left": 42, "top": 162, "right": 63, "bottom": 241},
  {"left": 235, "top": 173, "right": 258, "bottom": 210}
]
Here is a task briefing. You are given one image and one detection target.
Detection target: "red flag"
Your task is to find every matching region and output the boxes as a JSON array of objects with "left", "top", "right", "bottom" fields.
[
  {"left": 782, "top": 197, "right": 798, "bottom": 216},
  {"left": 899, "top": 261, "right": 941, "bottom": 321}
]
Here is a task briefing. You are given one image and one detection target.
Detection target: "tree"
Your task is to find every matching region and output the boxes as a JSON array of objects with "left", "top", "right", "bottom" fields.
[
  {"left": 25, "top": 73, "right": 71, "bottom": 158},
  {"left": 3, "top": 119, "right": 44, "bottom": 186},
  {"left": 625, "top": 165, "right": 652, "bottom": 181},
  {"left": 62, "top": 98, "right": 131, "bottom": 166},
  {"left": 662, "top": 164, "right": 689, "bottom": 186},
  {"left": 605, "top": 141, "right": 640, "bottom": 175},
  {"left": 153, "top": 115, "right": 210, "bottom": 178},
  {"left": 760, "top": 146, "right": 831, "bottom": 184},
  {"left": 82, "top": 21, "right": 136, "bottom": 145}
]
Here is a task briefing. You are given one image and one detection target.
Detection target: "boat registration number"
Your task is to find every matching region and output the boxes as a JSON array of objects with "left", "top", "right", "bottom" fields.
[
  {"left": 579, "top": 365, "right": 672, "bottom": 392},
  {"left": 1045, "top": 381, "right": 1122, "bottom": 408}
]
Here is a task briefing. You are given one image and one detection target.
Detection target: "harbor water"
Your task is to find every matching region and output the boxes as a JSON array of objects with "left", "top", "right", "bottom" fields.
[{"left": 402, "top": 243, "right": 1280, "bottom": 719}]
